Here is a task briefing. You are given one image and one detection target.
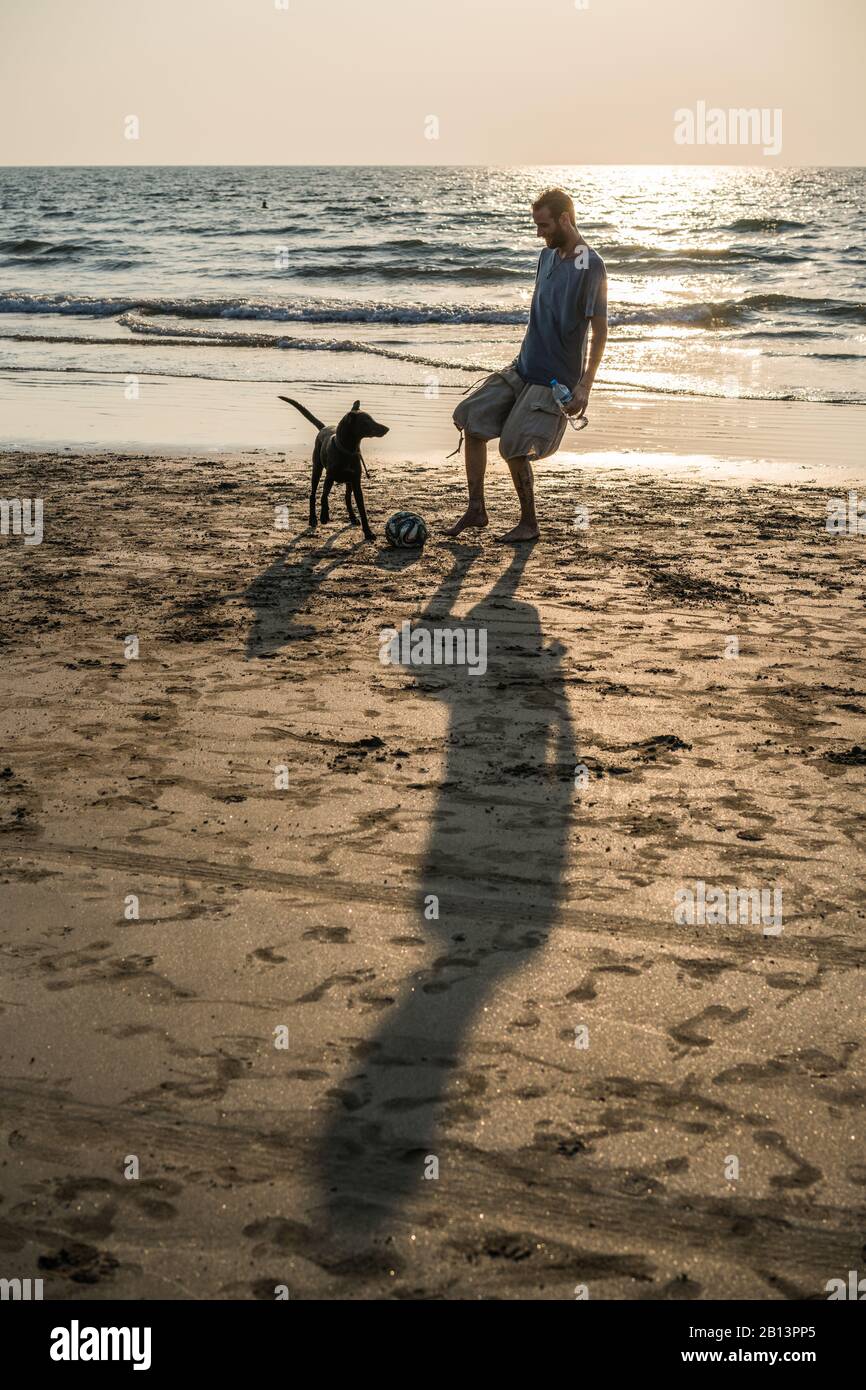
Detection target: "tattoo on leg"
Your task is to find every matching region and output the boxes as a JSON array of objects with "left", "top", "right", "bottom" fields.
[{"left": 512, "top": 460, "right": 535, "bottom": 517}]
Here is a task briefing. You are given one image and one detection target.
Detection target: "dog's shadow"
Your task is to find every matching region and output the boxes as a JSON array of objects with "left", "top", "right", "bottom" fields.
[
  {"left": 243, "top": 528, "right": 364, "bottom": 659},
  {"left": 243, "top": 526, "right": 428, "bottom": 658}
]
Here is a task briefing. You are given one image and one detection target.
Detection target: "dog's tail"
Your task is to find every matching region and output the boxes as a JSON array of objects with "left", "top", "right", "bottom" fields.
[{"left": 278, "top": 395, "right": 325, "bottom": 430}]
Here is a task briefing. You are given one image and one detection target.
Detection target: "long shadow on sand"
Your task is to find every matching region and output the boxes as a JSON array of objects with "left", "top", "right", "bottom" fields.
[
  {"left": 243, "top": 528, "right": 366, "bottom": 659},
  {"left": 317, "top": 543, "right": 575, "bottom": 1252}
]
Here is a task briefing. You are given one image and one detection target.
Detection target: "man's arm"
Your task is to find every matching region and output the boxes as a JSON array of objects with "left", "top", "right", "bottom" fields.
[{"left": 568, "top": 314, "right": 607, "bottom": 414}]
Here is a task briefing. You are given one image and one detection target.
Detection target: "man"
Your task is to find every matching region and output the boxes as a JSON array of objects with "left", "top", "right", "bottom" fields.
[{"left": 445, "top": 188, "right": 608, "bottom": 543}]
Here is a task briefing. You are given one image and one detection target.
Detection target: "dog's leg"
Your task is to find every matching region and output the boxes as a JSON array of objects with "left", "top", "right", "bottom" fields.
[
  {"left": 345, "top": 482, "right": 359, "bottom": 526},
  {"left": 320, "top": 470, "right": 335, "bottom": 525},
  {"left": 352, "top": 478, "right": 375, "bottom": 541},
  {"left": 309, "top": 439, "right": 323, "bottom": 529}
]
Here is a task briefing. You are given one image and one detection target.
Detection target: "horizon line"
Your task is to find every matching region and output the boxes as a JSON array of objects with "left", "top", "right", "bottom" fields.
[{"left": 1, "top": 161, "right": 864, "bottom": 172}]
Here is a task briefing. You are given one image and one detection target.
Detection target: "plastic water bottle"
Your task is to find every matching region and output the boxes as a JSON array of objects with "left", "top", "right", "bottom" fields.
[{"left": 551, "top": 378, "right": 586, "bottom": 431}]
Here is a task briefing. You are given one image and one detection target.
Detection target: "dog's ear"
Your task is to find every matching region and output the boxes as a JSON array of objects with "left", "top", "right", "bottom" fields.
[{"left": 351, "top": 400, "right": 360, "bottom": 412}]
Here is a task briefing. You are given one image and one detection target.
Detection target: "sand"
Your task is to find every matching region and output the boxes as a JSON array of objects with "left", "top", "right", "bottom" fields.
[{"left": 1, "top": 426, "right": 865, "bottom": 1300}]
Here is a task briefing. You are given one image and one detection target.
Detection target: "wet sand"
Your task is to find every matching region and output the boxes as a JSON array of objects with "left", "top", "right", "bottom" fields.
[{"left": 1, "top": 429, "right": 865, "bottom": 1300}]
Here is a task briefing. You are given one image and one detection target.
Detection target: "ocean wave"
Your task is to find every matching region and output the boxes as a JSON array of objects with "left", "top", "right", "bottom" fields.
[
  {"left": 0, "top": 324, "right": 486, "bottom": 374},
  {"left": 0, "top": 291, "right": 528, "bottom": 325},
  {"left": 190, "top": 222, "right": 305, "bottom": 237},
  {"left": 0, "top": 237, "right": 89, "bottom": 256},
  {"left": 615, "top": 252, "right": 805, "bottom": 273},
  {"left": 763, "top": 350, "right": 864, "bottom": 361},
  {"left": 739, "top": 328, "right": 836, "bottom": 340},
  {"left": 34, "top": 239, "right": 803, "bottom": 278},
  {"left": 116, "top": 311, "right": 491, "bottom": 371},
  {"left": 615, "top": 294, "right": 866, "bottom": 328},
  {"left": 721, "top": 217, "right": 809, "bottom": 233},
  {"left": 272, "top": 260, "right": 529, "bottom": 281},
  {"left": 0, "top": 238, "right": 49, "bottom": 253},
  {"left": 93, "top": 259, "right": 141, "bottom": 272},
  {"left": 1, "top": 289, "right": 863, "bottom": 330},
  {"left": 0, "top": 292, "right": 145, "bottom": 316},
  {"left": 608, "top": 241, "right": 799, "bottom": 262}
]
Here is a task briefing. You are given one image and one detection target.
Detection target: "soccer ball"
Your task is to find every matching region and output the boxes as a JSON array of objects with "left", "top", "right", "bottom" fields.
[{"left": 384, "top": 511, "right": 429, "bottom": 548}]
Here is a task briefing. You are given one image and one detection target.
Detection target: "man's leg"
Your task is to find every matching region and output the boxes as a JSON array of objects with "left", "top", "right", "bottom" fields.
[
  {"left": 443, "top": 431, "right": 489, "bottom": 536},
  {"left": 496, "top": 455, "right": 539, "bottom": 543}
]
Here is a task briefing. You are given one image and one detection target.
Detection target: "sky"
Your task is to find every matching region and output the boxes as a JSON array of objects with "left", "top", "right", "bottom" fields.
[{"left": 0, "top": 0, "right": 863, "bottom": 166}]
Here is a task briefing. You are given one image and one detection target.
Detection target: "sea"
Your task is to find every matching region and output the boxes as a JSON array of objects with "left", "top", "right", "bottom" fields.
[{"left": 0, "top": 164, "right": 864, "bottom": 452}]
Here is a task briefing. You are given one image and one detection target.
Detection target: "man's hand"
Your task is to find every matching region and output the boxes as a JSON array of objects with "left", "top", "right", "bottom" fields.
[
  {"left": 564, "top": 384, "right": 589, "bottom": 415},
  {"left": 569, "top": 314, "right": 607, "bottom": 416}
]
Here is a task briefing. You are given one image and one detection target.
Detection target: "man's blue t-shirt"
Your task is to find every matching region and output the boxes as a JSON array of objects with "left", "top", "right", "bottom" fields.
[{"left": 515, "top": 245, "right": 607, "bottom": 391}]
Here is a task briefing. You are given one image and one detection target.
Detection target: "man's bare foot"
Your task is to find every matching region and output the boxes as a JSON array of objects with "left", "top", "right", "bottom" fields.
[
  {"left": 495, "top": 521, "right": 539, "bottom": 544},
  {"left": 442, "top": 507, "right": 488, "bottom": 537}
]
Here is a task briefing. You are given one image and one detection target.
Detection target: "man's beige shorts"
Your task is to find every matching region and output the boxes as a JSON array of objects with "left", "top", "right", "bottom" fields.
[{"left": 452, "top": 366, "right": 568, "bottom": 462}]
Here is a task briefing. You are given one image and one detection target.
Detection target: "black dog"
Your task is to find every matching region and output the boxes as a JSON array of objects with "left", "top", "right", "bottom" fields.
[{"left": 278, "top": 396, "right": 389, "bottom": 542}]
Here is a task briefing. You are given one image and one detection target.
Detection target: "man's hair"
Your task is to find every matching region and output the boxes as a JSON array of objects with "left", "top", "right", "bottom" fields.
[{"left": 532, "top": 187, "right": 575, "bottom": 225}]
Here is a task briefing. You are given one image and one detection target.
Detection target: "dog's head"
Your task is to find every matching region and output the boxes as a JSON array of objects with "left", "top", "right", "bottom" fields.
[{"left": 339, "top": 400, "right": 389, "bottom": 445}]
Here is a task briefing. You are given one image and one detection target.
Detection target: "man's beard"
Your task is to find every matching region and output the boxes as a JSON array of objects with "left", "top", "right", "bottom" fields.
[{"left": 547, "top": 226, "right": 568, "bottom": 248}]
